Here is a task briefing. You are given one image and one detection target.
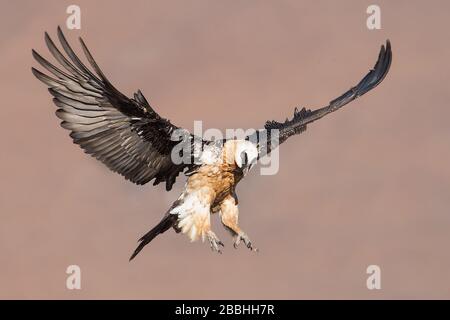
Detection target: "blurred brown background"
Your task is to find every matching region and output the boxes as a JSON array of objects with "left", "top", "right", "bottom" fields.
[{"left": 1, "top": 0, "right": 449, "bottom": 299}]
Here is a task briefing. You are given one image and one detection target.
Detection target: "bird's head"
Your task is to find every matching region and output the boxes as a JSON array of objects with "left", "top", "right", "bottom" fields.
[{"left": 234, "top": 140, "right": 258, "bottom": 175}]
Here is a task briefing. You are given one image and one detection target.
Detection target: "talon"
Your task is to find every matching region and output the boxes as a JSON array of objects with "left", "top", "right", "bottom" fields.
[
  {"left": 233, "top": 236, "right": 241, "bottom": 248},
  {"left": 234, "top": 232, "right": 257, "bottom": 252},
  {"left": 207, "top": 231, "right": 224, "bottom": 254}
]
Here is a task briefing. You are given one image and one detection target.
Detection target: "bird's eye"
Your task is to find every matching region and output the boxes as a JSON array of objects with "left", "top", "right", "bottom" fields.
[{"left": 240, "top": 151, "right": 248, "bottom": 166}]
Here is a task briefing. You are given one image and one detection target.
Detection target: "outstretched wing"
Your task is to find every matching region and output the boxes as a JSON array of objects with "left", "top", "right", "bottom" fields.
[
  {"left": 32, "top": 27, "right": 201, "bottom": 190},
  {"left": 258, "top": 40, "right": 392, "bottom": 152}
]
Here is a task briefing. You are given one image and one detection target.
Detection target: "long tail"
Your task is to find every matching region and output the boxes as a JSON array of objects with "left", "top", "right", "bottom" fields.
[{"left": 129, "top": 214, "right": 178, "bottom": 261}]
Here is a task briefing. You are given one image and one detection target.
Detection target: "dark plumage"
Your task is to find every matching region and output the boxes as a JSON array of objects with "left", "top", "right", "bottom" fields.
[
  {"left": 32, "top": 27, "right": 392, "bottom": 259},
  {"left": 255, "top": 40, "right": 392, "bottom": 155},
  {"left": 32, "top": 26, "right": 202, "bottom": 190}
]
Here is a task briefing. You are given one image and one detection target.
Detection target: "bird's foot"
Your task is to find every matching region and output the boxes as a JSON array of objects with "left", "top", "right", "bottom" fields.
[
  {"left": 207, "top": 231, "right": 224, "bottom": 254},
  {"left": 234, "top": 232, "right": 258, "bottom": 252}
]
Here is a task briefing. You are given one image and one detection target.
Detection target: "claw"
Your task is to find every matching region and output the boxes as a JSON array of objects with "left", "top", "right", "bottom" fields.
[
  {"left": 207, "top": 231, "right": 224, "bottom": 254},
  {"left": 234, "top": 232, "right": 258, "bottom": 252}
]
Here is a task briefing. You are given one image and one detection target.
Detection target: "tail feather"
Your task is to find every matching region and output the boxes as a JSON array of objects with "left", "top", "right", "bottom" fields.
[{"left": 129, "top": 214, "right": 177, "bottom": 261}]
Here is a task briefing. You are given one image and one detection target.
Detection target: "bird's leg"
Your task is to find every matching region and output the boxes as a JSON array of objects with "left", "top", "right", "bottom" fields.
[
  {"left": 220, "top": 196, "right": 258, "bottom": 252},
  {"left": 193, "top": 208, "right": 223, "bottom": 254},
  {"left": 206, "top": 230, "right": 224, "bottom": 254},
  {"left": 201, "top": 209, "right": 223, "bottom": 254}
]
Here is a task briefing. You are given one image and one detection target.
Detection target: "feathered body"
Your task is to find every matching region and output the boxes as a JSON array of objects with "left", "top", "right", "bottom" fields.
[
  {"left": 32, "top": 27, "right": 392, "bottom": 260},
  {"left": 129, "top": 140, "right": 258, "bottom": 259},
  {"left": 172, "top": 140, "right": 245, "bottom": 240}
]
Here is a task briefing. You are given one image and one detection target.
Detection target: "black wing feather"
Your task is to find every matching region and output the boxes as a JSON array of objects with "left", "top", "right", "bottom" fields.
[
  {"left": 32, "top": 27, "right": 200, "bottom": 190},
  {"left": 263, "top": 40, "right": 392, "bottom": 146}
]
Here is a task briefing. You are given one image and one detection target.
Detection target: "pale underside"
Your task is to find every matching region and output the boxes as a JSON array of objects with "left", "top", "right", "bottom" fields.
[{"left": 170, "top": 140, "right": 258, "bottom": 252}]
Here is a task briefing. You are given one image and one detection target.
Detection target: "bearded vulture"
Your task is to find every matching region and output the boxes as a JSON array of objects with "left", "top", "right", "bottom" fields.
[{"left": 32, "top": 27, "right": 392, "bottom": 260}]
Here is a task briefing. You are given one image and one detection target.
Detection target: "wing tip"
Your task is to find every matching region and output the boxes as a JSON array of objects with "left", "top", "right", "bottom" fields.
[
  {"left": 129, "top": 240, "right": 145, "bottom": 261},
  {"left": 386, "top": 39, "right": 391, "bottom": 48},
  {"left": 377, "top": 39, "right": 392, "bottom": 84},
  {"left": 31, "top": 48, "right": 39, "bottom": 58},
  {"left": 31, "top": 66, "right": 39, "bottom": 75},
  {"left": 57, "top": 25, "right": 63, "bottom": 35},
  {"left": 31, "top": 66, "right": 45, "bottom": 80},
  {"left": 357, "top": 39, "right": 392, "bottom": 96}
]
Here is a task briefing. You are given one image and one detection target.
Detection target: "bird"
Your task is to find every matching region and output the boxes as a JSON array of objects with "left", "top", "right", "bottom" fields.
[{"left": 32, "top": 27, "right": 392, "bottom": 260}]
